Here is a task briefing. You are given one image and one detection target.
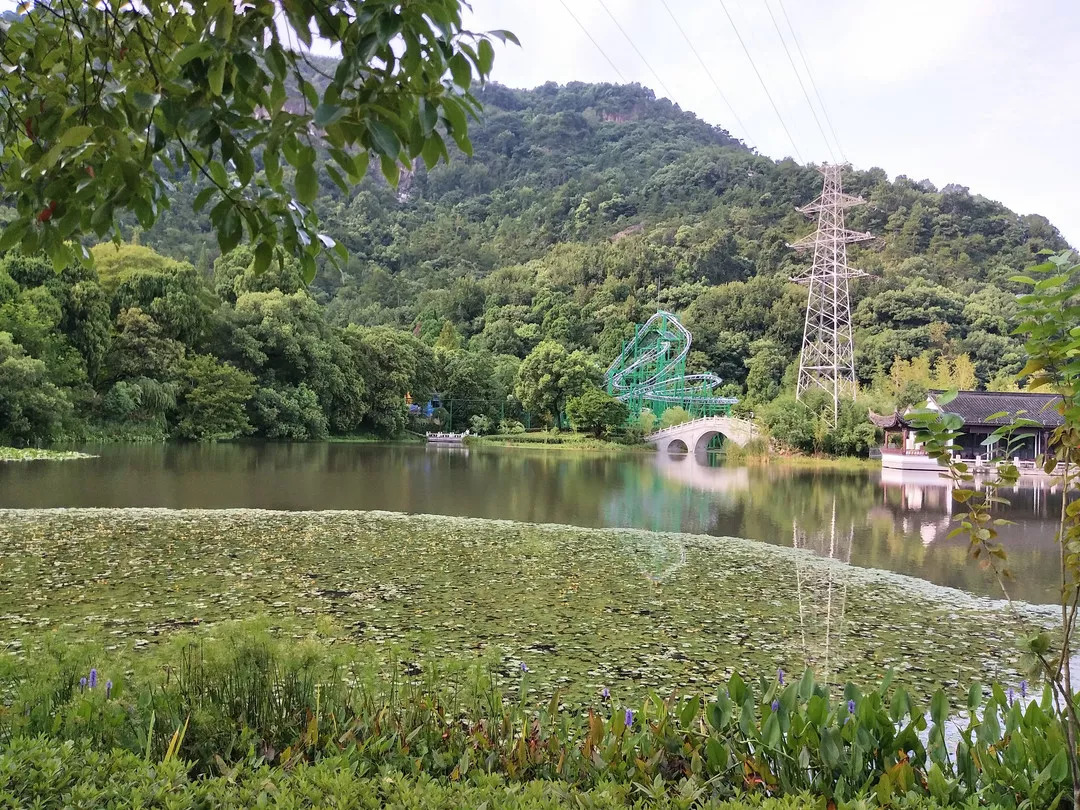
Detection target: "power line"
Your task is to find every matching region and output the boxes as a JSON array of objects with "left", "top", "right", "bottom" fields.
[
  {"left": 595, "top": 0, "right": 675, "bottom": 101},
  {"left": 557, "top": 0, "right": 626, "bottom": 82},
  {"left": 715, "top": 0, "right": 803, "bottom": 163},
  {"left": 776, "top": 0, "right": 846, "bottom": 162},
  {"left": 658, "top": 0, "right": 756, "bottom": 147},
  {"left": 763, "top": 0, "right": 836, "bottom": 161}
]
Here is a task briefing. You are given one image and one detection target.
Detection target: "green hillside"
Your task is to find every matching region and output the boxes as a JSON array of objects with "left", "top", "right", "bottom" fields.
[{"left": 0, "top": 81, "right": 1071, "bottom": 448}]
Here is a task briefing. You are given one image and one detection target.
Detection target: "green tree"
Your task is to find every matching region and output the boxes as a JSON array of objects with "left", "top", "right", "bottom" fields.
[
  {"left": 565, "top": 387, "right": 629, "bottom": 438},
  {"left": 0, "top": 332, "right": 73, "bottom": 442},
  {"left": 434, "top": 321, "right": 463, "bottom": 351},
  {"left": 658, "top": 406, "right": 692, "bottom": 430},
  {"left": 213, "top": 245, "right": 304, "bottom": 303},
  {"left": 1, "top": 1, "right": 513, "bottom": 274},
  {"left": 174, "top": 354, "right": 255, "bottom": 440},
  {"left": 342, "top": 325, "right": 438, "bottom": 435},
  {"left": 438, "top": 349, "right": 500, "bottom": 430},
  {"left": 744, "top": 338, "right": 788, "bottom": 405},
  {"left": 222, "top": 290, "right": 364, "bottom": 434},
  {"left": 250, "top": 384, "right": 328, "bottom": 440},
  {"left": 759, "top": 395, "right": 817, "bottom": 454},
  {"left": 514, "top": 340, "right": 599, "bottom": 422},
  {"left": 104, "top": 307, "right": 186, "bottom": 383}
]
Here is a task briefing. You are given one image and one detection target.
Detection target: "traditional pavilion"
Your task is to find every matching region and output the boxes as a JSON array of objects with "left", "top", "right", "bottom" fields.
[{"left": 871, "top": 390, "right": 1065, "bottom": 471}]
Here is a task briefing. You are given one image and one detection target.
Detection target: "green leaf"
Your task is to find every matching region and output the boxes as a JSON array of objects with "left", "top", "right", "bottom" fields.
[
  {"left": 477, "top": 39, "right": 495, "bottom": 75},
  {"left": 448, "top": 53, "right": 472, "bottom": 89},
  {"left": 295, "top": 162, "right": 318, "bottom": 205},
  {"left": 380, "top": 155, "right": 399, "bottom": 187},
  {"left": 58, "top": 126, "right": 93, "bottom": 149},
  {"left": 208, "top": 57, "right": 226, "bottom": 96},
  {"left": 930, "top": 689, "right": 947, "bottom": 726},
  {"left": 367, "top": 120, "right": 400, "bottom": 157},
  {"left": 418, "top": 98, "right": 437, "bottom": 136},
  {"left": 218, "top": 205, "right": 242, "bottom": 255},
  {"left": 193, "top": 187, "right": 216, "bottom": 212},
  {"left": 300, "top": 252, "right": 316, "bottom": 284},
  {"left": 131, "top": 91, "right": 161, "bottom": 111},
  {"left": 421, "top": 133, "right": 445, "bottom": 169},
  {"left": 253, "top": 240, "right": 272, "bottom": 274},
  {"left": 314, "top": 103, "right": 347, "bottom": 128},
  {"left": 936, "top": 389, "right": 959, "bottom": 405}
]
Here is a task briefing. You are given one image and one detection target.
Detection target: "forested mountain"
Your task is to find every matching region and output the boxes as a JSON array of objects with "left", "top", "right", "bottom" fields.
[{"left": 0, "top": 81, "right": 1071, "bottom": 448}]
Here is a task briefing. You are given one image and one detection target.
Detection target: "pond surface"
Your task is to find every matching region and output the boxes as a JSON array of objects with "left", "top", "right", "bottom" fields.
[
  {"left": 0, "top": 442, "right": 1066, "bottom": 603},
  {"left": 0, "top": 509, "right": 1040, "bottom": 701}
]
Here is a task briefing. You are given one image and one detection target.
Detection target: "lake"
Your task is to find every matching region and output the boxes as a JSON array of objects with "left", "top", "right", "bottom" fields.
[{"left": 0, "top": 442, "right": 1065, "bottom": 603}]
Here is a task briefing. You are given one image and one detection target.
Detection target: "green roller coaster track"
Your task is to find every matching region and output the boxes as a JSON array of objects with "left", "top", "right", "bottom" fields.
[{"left": 605, "top": 310, "right": 738, "bottom": 420}]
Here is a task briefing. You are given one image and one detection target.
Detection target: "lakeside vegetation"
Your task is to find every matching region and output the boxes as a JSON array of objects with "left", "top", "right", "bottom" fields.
[{"left": 0, "top": 625, "right": 1063, "bottom": 808}]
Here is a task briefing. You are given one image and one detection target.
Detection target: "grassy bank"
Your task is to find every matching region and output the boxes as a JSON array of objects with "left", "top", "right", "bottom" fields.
[
  {"left": 0, "top": 446, "right": 95, "bottom": 462},
  {"left": 722, "top": 439, "right": 877, "bottom": 471},
  {"left": 472, "top": 431, "right": 648, "bottom": 452}
]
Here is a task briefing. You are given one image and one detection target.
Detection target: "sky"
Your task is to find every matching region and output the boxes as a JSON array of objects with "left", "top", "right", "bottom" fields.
[{"left": 464, "top": 0, "right": 1080, "bottom": 246}]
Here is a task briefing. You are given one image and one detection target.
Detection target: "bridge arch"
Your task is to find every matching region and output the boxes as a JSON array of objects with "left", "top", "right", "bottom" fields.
[
  {"left": 645, "top": 416, "right": 758, "bottom": 454},
  {"left": 693, "top": 430, "right": 725, "bottom": 454},
  {"left": 666, "top": 438, "right": 689, "bottom": 455}
]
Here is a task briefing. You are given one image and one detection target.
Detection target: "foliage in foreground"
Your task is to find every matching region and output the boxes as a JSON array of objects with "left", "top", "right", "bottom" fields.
[
  {"left": 0, "top": 630, "right": 1069, "bottom": 807},
  {"left": 0, "top": 739, "right": 990, "bottom": 810},
  {"left": 908, "top": 249, "right": 1080, "bottom": 805},
  {"left": 0, "top": 0, "right": 510, "bottom": 274}
]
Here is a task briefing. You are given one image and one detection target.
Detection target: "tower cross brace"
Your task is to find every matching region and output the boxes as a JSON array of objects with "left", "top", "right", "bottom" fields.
[{"left": 790, "top": 164, "right": 873, "bottom": 425}]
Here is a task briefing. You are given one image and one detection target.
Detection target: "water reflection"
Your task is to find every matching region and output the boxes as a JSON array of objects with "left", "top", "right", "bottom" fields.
[
  {"left": 0, "top": 442, "right": 1067, "bottom": 603},
  {"left": 792, "top": 498, "right": 853, "bottom": 687}
]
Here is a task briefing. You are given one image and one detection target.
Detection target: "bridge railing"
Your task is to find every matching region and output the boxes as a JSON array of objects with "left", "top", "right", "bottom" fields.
[{"left": 644, "top": 415, "right": 751, "bottom": 442}]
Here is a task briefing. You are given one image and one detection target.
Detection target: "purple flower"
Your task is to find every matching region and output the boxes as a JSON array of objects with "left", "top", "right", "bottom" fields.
[
  {"left": 79, "top": 677, "right": 86, "bottom": 693},
  {"left": 1020, "top": 680, "right": 1028, "bottom": 699},
  {"left": 625, "top": 708, "right": 634, "bottom": 727},
  {"left": 847, "top": 699, "right": 856, "bottom": 714},
  {"left": 770, "top": 699, "right": 779, "bottom": 713},
  {"left": 106, "top": 680, "right": 113, "bottom": 699},
  {"left": 777, "top": 669, "right": 785, "bottom": 686},
  {"left": 601, "top": 687, "right": 610, "bottom": 700},
  {"left": 89, "top": 669, "right": 97, "bottom": 689},
  {"left": 1007, "top": 688, "right": 1015, "bottom": 706},
  {"left": 519, "top": 662, "right": 528, "bottom": 673}
]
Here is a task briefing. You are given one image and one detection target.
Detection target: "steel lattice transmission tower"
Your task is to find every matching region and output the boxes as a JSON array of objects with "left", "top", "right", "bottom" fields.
[{"left": 789, "top": 164, "right": 873, "bottom": 425}]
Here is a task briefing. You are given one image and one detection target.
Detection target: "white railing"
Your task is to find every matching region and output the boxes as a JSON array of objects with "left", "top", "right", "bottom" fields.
[{"left": 644, "top": 415, "right": 752, "bottom": 441}]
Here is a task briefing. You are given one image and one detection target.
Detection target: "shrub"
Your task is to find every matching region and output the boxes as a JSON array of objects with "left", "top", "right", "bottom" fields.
[
  {"left": 469, "top": 413, "right": 493, "bottom": 434},
  {"left": 0, "top": 630, "right": 1064, "bottom": 807},
  {"left": 658, "top": 406, "right": 692, "bottom": 430},
  {"left": 0, "top": 738, "right": 979, "bottom": 809}
]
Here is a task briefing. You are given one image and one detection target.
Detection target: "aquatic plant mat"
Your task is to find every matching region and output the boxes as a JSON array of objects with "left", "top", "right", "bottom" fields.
[
  {"left": 0, "top": 447, "right": 95, "bottom": 461},
  {"left": 0, "top": 509, "right": 1049, "bottom": 702}
]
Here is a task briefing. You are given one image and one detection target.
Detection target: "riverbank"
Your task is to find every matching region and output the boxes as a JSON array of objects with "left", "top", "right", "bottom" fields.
[
  {"left": 0, "top": 446, "right": 95, "bottom": 462},
  {"left": 470, "top": 431, "right": 649, "bottom": 453}
]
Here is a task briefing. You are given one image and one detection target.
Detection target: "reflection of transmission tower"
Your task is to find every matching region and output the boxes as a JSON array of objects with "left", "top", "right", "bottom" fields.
[
  {"left": 790, "top": 164, "right": 873, "bottom": 425},
  {"left": 793, "top": 496, "right": 853, "bottom": 687}
]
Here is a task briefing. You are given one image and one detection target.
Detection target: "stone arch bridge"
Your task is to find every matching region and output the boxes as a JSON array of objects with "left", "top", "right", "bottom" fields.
[{"left": 645, "top": 416, "right": 758, "bottom": 454}]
